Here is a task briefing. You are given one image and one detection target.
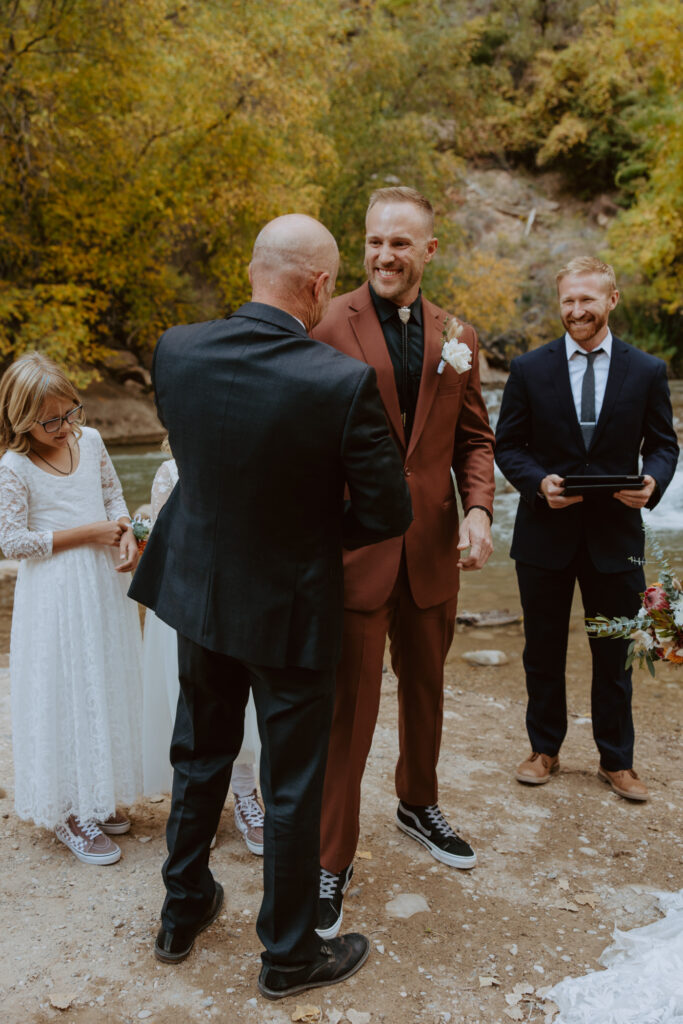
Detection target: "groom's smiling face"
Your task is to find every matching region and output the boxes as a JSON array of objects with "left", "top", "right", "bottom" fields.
[{"left": 364, "top": 201, "right": 438, "bottom": 308}]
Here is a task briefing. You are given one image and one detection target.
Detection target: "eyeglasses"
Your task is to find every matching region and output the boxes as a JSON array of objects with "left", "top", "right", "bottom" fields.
[{"left": 36, "top": 404, "right": 84, "bottom": 434}]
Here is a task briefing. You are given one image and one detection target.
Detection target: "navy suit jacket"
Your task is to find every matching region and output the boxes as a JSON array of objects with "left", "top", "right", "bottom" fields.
[
  {"left": 129, "top": 302, "right": 413, "bottom": 670},
  {"left": 495, "top": 335, "right": 679, "bottom": 572}
]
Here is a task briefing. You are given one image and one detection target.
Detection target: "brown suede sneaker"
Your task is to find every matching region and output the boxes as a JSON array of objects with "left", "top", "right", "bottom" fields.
[
  {"left": 598, "top": 766, "right": 649, "bottom": 802},
  {"left": 515, "top": 751, "right": 560, "bottom": 785},
  {"left": 97, "top": 811, "right": 131, "bottom": 835},
  {"left": 55, "top": 817, "right": 121, "bottom": 865},
  {"left": 234, "top": 790, "right": 264, "bottom": 855}
]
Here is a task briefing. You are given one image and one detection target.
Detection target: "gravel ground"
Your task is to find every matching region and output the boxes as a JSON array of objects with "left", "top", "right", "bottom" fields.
[{"left": 1, "top": 585, "right": 682, "bottom": 1024}]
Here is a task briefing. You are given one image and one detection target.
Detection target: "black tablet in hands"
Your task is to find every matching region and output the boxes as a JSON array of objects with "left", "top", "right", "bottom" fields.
[{"left": 562, "top": 474, "right": 645, "bottom": 495}]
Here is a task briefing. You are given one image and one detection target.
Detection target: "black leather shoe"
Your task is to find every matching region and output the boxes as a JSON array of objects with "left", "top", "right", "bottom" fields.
[
  {"left": 154, "top": 882, "right": 224, "bottom": 964},
  {"left": 258, "top": 933, "right": 369, "bottom": 1000}
]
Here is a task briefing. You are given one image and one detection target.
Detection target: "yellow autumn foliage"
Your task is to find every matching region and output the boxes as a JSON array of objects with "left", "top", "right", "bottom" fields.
[
  {"left": 0, "top": 0, "right": 680, "bottom": 377},
  {"left": 0, "top": 0, "right": 341, "bottom": 380},
  {"left": 439, "top": 251, "right": 523, "bottom": 340}
]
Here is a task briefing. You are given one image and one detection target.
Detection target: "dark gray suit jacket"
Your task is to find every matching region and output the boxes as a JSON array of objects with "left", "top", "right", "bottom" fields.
[{"left": 129, "top": 302, "right": 412, "bottom": 669}]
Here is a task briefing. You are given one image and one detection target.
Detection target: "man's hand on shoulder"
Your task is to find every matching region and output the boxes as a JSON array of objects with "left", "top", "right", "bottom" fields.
[
  {"left": 540, "top": 474, "right": 583, "bottom": 509},
  {"left": 613, "top": 474, "right": 656, "bottom": 509},
  {"left": 457, "top": 508, "right": 493, "bottom": 571}
]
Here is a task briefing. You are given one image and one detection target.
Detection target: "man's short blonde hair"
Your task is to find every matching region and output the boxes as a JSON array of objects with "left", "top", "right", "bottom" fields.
[
  {"left": 556, "top": 256, "right": 617, "bottom": 293},
  {"left": 366, "top": 187, "right": 435, "bottom": 235}
]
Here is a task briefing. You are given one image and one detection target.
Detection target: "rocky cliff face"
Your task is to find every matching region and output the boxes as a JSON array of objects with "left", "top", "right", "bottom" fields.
[{"left": 451, "top": 166, "right": 615, "bottom": 356}]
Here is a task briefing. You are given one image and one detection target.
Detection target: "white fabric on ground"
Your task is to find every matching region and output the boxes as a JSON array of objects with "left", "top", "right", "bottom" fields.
[{"left": 548, "top": 890, "right": 683, "bottom": 1023}]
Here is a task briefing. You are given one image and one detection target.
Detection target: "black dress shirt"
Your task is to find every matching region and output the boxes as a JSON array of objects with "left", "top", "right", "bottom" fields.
[{"left": 369, "top": 284, "right": 424, "bottom": 442}]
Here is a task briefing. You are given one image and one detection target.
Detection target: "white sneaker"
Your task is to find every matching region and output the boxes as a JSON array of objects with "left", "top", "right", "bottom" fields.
[
  {"left": 233, "top": 790, "right": 264, "bottom": 855},
  {"left": 55, "top": 816, "right": 121, "bottom": 865}
]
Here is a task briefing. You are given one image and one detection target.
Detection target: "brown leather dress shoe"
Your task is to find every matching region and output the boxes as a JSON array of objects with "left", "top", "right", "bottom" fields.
[
  {"left": 515, "top": 751, "right": 560, "bottom": 785},
  {"left": 598, "top": 766, "right": 648, "bottom": 801}
]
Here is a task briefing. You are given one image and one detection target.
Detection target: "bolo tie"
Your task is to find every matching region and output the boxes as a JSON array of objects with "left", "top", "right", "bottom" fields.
[{"left": 398, "top": 306, "right": 411, "bottom": 427}]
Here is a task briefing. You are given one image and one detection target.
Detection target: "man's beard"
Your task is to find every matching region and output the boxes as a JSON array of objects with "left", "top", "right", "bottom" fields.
[{"left": 563, "top": 311, "right": 608, "bottom": 342}]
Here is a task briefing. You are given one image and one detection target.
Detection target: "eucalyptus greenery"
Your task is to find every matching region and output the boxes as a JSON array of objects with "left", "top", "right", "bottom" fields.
[{"left": 586, "top": 525, "right": 683, "bottom": 677}]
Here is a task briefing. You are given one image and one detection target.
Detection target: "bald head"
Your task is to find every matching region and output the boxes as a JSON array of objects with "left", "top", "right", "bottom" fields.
[
  {"left": 252, "top": 214, "right": 338, "bottom": 275},
  {"left": 249, "top": 215, "right": 339, "bottom": 330}
]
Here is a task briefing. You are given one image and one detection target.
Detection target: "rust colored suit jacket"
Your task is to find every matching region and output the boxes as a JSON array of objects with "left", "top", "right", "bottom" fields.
[{"left": 313, "top": 283, "right": 495, "bottom": 612}]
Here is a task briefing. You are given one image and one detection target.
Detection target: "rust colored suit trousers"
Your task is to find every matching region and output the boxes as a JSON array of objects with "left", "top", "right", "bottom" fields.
[{"left": 320, "top": 559, "right": 458, "bottom": 873}]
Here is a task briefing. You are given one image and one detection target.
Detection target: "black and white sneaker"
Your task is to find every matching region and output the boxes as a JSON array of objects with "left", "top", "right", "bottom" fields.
[
  {"left": 396, "top": 802, "right": 477, "bottom": 869},
  {"left": 315, "top": 864, "right": 354, "bottom": 941}
]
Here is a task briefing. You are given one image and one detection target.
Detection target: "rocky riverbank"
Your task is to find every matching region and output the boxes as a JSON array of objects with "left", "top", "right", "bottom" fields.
[
  {"left": 0, "top": 606, "right": 681, "bottom": 1024},
  {"left": 81, "top": 351, "right": 507, "bottom": 446},
  {"left": 1, "top": 519, "right": 682, "bottom": 1024},
  {"left": 81, "top": 380, "right": 165, "bottom": 447}
]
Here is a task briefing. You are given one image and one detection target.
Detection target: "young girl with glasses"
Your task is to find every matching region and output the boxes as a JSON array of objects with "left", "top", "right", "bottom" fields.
[{"left": 0, "top": 352, "right": 144, "bottom": 864}]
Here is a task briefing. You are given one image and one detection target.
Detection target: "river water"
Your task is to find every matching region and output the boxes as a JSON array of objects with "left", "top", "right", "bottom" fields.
[
  {"left": 110, "top": 384, "right": 683, "bottom": 599},
  {"left": 483, "top": 385, "right": 683, "bottom": 574},
  {"left": 0, "top": 389, "right": 678, "bottom": 653}
]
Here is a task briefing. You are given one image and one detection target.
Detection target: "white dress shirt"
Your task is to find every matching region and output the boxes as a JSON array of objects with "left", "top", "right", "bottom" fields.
[{"left": 565, "top": 329, "right": 612, "bottom": 425}]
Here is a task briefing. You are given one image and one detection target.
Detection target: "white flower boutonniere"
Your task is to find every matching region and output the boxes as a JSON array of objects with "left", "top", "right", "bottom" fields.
[{"left": 438, "top": 316, "right": 471, "bottom": 375}]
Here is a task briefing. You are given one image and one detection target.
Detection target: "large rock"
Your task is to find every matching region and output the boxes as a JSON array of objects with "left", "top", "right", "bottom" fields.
[
  {"left": 98, "top": 350, "right": 151, "bottom": 387},
  {"left": 450, "top": 166, "right": 610, "bottom": 355},
  {"left": 385, "top": 893, "right": 430, "bottom": 919},
  {"left": 479, "top": 351, "right": 508, "bottom": 386},
  {"left": 461, "top": 649, "right": 509, "bottom": 666},
  {"left": 82, "top": 380, "right": 164, "bottom": 445},
  {"left": 457, "top": 609, "right": 522, "bottom": 627}
]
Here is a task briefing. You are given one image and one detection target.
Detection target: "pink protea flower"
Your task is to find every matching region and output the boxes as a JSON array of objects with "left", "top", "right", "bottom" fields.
[{"left": 642, "top": 584, "right": 670, "bottom": 611}]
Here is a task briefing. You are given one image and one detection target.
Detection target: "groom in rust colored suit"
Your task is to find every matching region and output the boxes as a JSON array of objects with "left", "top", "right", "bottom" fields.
[{"left": 312, "top": 187, "right": 496, "bottom": 940}]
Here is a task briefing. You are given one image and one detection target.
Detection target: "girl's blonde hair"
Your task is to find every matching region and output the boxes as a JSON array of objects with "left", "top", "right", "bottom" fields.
[{"left": 0, "top": 352, "right": 84, "bottom": 456}]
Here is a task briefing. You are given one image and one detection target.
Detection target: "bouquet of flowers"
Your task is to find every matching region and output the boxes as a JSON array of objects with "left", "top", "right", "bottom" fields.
[
  {"left": 586, "top": 528, "right": 683, "bottom": 676},
  {"left": 131, "top": 514, "right": 152, "bottom": 554}
]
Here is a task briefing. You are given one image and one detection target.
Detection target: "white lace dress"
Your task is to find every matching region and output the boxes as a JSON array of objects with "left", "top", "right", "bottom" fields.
[
  {"left": 142, "top": 459, "right": 260, "bottom": 795},
  {"left": 0, "top": 426, "right": 143, "bottom": 829}
]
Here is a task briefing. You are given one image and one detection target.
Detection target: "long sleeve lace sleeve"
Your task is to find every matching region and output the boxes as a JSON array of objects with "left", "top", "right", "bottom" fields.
[
  {"left": 150, "top": 460, "right": 176, "bottom": 523},
  {"left": 0, "top": 465, "right": 52, "bottom": 560},
  {"left": 98, "top": 434, "right": 130, "bottom": 522}
]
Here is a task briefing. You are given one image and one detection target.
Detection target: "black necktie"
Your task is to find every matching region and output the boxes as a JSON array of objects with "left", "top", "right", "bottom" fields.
[{"left": 580, "top": 350, "right": 600, "bottom": 447}]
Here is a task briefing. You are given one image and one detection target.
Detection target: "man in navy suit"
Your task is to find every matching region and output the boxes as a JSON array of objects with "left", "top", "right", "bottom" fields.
[{"left": 495, "top": 256, "right": 678, "bottom": 801}]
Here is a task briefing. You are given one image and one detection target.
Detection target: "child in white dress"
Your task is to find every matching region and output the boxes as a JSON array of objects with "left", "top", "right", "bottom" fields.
[
  {"left": 0, "top": 352, "right": 144, "bottom": 865},
  {"left": 142, "top": 450, "right": 265, "bottom": 854}
]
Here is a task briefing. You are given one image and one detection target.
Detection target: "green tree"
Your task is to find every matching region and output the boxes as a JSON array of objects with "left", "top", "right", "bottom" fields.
[{"left": 318, "top": 0, "right": 481, "bottom": 293}]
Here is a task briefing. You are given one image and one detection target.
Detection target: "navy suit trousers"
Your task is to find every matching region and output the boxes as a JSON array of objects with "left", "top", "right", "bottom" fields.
[{"left": 516, "top": 545, "right": 645, "bottom": 769}]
